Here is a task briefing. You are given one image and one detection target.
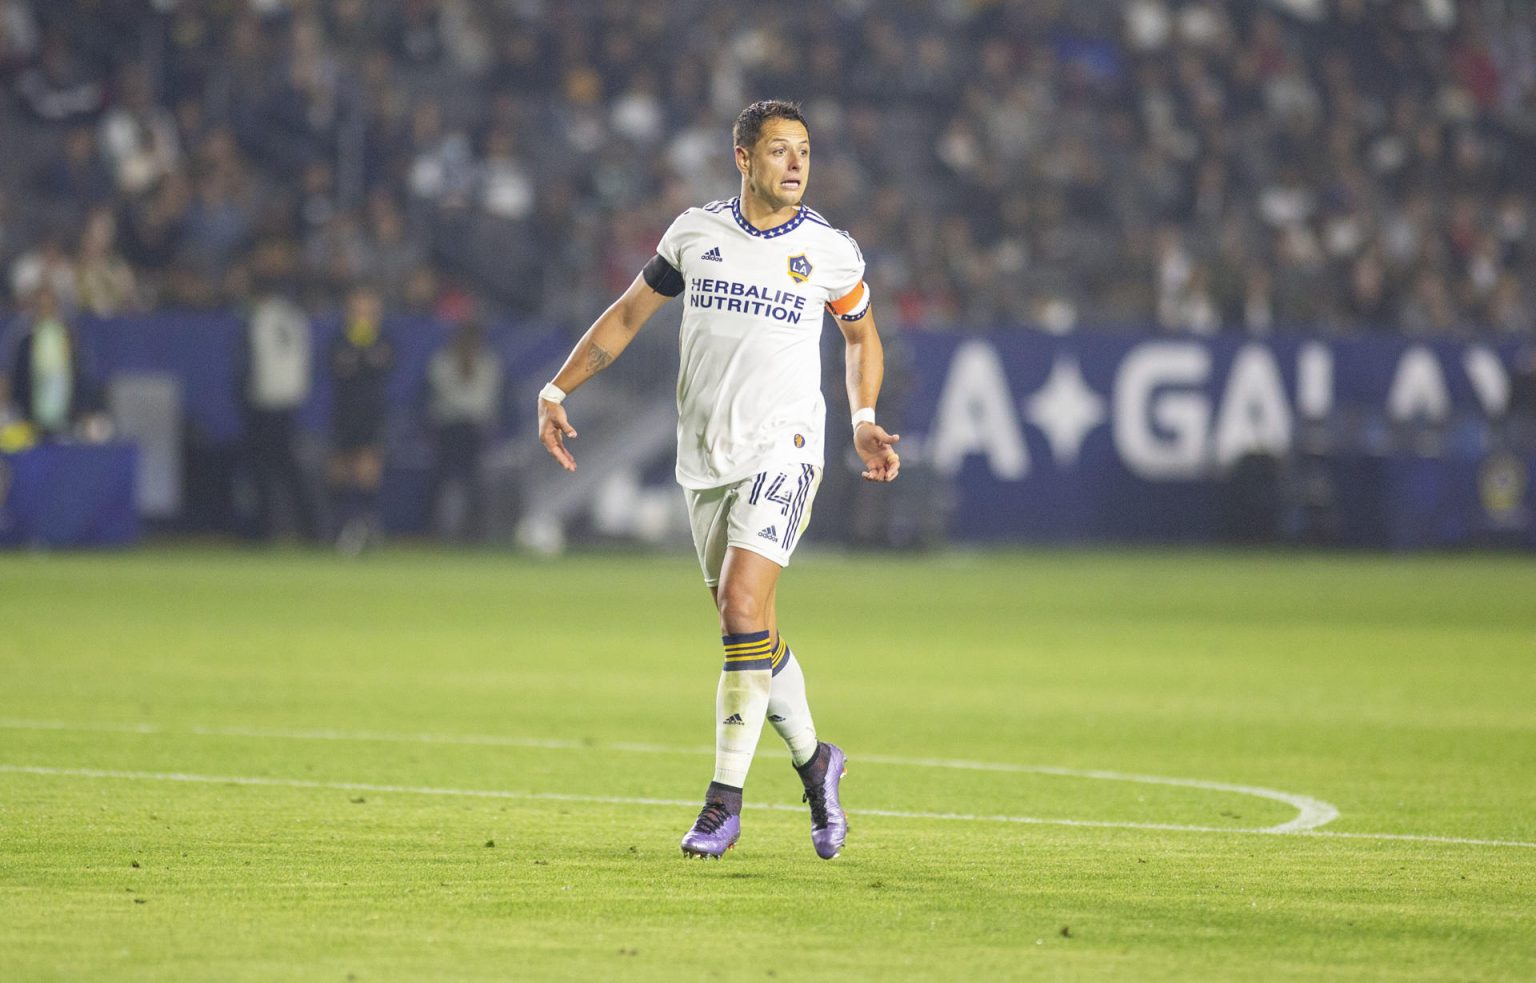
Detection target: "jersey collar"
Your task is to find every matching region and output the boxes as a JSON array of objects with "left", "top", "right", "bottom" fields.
[{"left": 730, "top": 197, "right": 806, "bottom": 239}]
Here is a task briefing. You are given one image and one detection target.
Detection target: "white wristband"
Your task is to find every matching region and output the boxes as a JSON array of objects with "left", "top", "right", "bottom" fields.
[
  {"left": 539, "top": 382, "right": 567, "bottom": 405},
  {"left": 851, "top": 407, "right": 876, "bottom": 430}
]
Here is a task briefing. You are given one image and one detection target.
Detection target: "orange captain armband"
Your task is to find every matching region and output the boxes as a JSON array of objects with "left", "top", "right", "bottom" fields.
[{"left": 826, "top": 281, "right": 870, "bottom": 321}]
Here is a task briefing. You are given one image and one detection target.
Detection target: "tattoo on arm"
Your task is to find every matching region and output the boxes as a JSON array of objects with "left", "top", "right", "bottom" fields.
[{"left": 586, "top": 344, "right": 614, "bottom": 374}]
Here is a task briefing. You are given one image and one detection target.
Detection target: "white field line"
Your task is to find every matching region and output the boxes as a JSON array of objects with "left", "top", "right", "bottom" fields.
[
  {"left": 8, "top": 718, "right": 1528, "bottom": 848},
  {"left": 0, "top": 717, "right": 1332, "bottom": 833},
  {"left": 856, "top": 753, "right": 1339, "bottom": 835},
  {"left": 3, "top": 764, "right": 1534, "bottom": 850}
]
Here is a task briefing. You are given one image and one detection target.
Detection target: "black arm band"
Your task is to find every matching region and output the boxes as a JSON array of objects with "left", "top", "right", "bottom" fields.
[{"left": 641, "top": 254, "right": 685, "bottom": 297}]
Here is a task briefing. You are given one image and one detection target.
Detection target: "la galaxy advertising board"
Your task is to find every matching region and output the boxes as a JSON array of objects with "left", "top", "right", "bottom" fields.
[{"left": 895, "top": 332, "right": 1533, "bottom": 545}]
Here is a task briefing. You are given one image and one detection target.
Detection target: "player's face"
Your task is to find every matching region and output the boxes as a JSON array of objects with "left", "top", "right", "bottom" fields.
[{"left": 739, "top": 118, "right": 810, "bottom": 211}]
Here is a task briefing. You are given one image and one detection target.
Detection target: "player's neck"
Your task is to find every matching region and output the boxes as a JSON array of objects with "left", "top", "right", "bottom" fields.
[{"left": 738, "top": 187, "right": 800, "bottom": 232}]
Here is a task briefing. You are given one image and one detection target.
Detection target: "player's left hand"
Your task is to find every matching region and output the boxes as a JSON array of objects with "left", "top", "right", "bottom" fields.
[{"left": 854, "top": 423, "right": 900, "bottom": 482}]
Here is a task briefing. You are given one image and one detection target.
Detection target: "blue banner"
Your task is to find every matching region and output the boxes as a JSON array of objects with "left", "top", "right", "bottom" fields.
[
  {"left": 896, "top": 332, "right": 1534, "bottom": 546},
  {"left": 0, "top": 443, "right": 139, "bottom": 547},
  {"left": 68, "top": 312, "right": 568, "bottom": 445}
]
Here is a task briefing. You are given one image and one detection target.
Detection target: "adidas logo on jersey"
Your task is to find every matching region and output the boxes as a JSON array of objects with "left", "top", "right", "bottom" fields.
[
  {"left": 721, "top": 713, "right": 745, "bottom": 725},
  {"left": 701, "top": 246, "right": 723, "bottom": 262},
  {"left": 758, "top": 526, "right": 778, "bottom": 541}
]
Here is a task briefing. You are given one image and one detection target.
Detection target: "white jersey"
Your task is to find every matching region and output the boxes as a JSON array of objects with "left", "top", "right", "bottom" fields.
[{"left": 656, "top": 197, "right": 869, "bottom": 490}]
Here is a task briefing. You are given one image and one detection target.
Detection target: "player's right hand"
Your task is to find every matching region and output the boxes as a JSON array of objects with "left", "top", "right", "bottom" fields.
[{"left": 538, "top": 399, "right": 578, "bottom": 471}]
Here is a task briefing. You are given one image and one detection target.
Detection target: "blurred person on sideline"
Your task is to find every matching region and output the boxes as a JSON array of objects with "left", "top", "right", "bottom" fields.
[
  {"left": 328, "top": 284, "right": 393, "bottom": 553},
  {"left": 425, "top": 316, "right": 501, "bottom": 542},
  {"left": 5, "top": 285, "right": 102, "bottom": 442},
  {"left": 239, "top": 249, "right": 319, "bottom": 542}
]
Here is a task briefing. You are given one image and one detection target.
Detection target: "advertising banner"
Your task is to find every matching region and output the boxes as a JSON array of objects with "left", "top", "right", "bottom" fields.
[{"left": 896, "top": 332, "right": 1534, "bottom": 547}]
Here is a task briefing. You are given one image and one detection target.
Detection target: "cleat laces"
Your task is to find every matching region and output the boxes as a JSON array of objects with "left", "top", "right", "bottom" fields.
[
  {"left": 802, "top": 785, "right": 829, "bottom": 829},
  {"left": 692, "top": 801, "right": 732, "bottom": 834}
]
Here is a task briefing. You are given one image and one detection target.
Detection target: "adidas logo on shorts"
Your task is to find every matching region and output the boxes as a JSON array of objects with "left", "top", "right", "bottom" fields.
[
  {"left": 758, "top": 526, "right": 777, "bottom": 541},
  {"left": 721, "top": 713, "right": 745, "bottom": 725},
  {"left": 702, "top": 246, "right": 723, "bottom": 262}
]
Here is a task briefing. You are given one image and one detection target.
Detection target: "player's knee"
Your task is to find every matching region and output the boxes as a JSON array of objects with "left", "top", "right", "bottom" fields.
[{"left": 716, "top": 583, "right": 765, "bottom": 634}]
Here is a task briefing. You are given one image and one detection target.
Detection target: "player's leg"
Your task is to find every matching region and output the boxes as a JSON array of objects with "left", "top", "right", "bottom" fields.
[
  {"left": 757, "top": 583, "right": 814, "bottom": 766},
  {"left": 712, "top": 546, "right": 782, "bottom": 782},
  {"left": 679, "top": 485, "right": 745, "bottom": 857},
  {"left": 752, "top": 469, "right": 846, "bottom": 859},
  {"left": 751, "top": 483, "right": 823, "bottom": 769},
  {"left": 679, "top": 546, "right": 780, "bottom": 859},
  {"left": 680, "top": 466, "right": 845, "bottom": 858},
  {"left": 762, "top": 580, "right": 850, "bottom": 863}
]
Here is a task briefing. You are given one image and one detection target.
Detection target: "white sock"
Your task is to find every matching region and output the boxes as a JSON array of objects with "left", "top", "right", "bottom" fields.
[
  {"left": 768, "top": 641, "right": 819, "bottom": 768},
  {"left": 713, "top": 630, "right": 774, "bottom": 787}
]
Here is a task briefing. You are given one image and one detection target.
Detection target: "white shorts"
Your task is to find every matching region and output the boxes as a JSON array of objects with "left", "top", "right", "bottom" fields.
[{"left": 685, "top": 463, "right": 823, "bottom": 587}]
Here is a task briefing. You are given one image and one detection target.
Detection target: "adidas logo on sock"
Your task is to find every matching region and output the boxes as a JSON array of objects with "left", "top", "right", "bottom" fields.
[
  {"left": 702, "top": 246, "right": 723, "bottom": 262},
  {"left": 721, "top": 713, "right": 745, "bottom": 725},
  {"left": 767, "top": 714, "right": 785, "bottom": 723},
  {"left": 757, "top": 526, "right": 778, "bottom": 541}
]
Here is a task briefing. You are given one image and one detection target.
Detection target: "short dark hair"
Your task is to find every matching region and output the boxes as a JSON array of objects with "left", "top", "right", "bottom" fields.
[{"left": 732, "top": 100, "right": 807, "bottom": 150}]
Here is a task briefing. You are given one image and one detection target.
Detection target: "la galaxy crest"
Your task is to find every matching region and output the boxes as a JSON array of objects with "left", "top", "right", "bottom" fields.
[{"left": 787, "top": 253, "right": 812, "bottom": 284}]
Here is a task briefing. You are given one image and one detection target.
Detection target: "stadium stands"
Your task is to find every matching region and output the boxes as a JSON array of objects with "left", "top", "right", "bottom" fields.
[{"left": 0, "top": 0, "right": 1531, "bottom": 338}]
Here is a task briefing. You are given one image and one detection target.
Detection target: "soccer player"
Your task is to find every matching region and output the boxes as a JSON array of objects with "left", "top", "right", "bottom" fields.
[{"left": 536, "top": 100, "right": 900, "bottom": 860}]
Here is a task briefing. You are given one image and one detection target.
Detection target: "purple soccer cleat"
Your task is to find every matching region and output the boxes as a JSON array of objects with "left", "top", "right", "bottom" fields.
[
  {"left": 797, "top": 742, "right": 848, "bottom": 859},
  {"left": 679, "top": 799, "right": 740, "bottom": 859}
]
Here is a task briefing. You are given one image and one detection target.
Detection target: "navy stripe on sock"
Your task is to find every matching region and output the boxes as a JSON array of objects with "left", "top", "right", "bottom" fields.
[
  {"left": 770, "top": 641, "right": 793, "bottom": 677},
  {"left": 722, "top": 629, "right": 772, "bottom": 672}
]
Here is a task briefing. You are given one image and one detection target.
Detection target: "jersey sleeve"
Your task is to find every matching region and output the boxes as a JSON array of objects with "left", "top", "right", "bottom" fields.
[
  {"left": 655, "top": 209, "right": 692, "bottom": 271},
  {"left": 823, "top": 231, "right": 870, "bottom": 320},
  {"left": 641, "top": 209, "right": 693, "bottom": 297}
]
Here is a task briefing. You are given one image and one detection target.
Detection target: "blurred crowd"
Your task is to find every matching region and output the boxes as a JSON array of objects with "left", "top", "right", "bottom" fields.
[{"left": 1, "top": 0, "right": 1534, "bottom": 338}]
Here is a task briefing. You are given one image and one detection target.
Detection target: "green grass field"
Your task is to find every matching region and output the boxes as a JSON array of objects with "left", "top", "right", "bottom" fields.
[{"left": 2, "top": 546, "right": 1534, "bottom": 981}]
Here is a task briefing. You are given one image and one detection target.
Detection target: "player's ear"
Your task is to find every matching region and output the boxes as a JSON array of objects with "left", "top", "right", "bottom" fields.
[{"left": 734, "top": 144, "right": 750, "bottom": 176}]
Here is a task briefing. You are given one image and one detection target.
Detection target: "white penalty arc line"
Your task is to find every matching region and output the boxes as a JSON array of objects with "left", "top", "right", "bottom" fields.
[
  {"left": 2, "top": 764, "right": 1534, "bottom": 850},
  {"left": 10, "top": 718, "right": 1532, "bottom": 848},
  {"left": 0, "top": 717, "right": 1334, "bottom": 834}
]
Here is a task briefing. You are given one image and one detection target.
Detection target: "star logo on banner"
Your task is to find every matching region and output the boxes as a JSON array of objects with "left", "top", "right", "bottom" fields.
[{"left": 1023, "top": 356, "right": 1106, "bottom": 468}]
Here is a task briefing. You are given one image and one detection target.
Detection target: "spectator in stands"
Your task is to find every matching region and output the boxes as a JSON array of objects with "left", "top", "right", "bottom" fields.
[
  {"left": 0, "top": 0, "right": 39, "bottom": 82},
  {"left": 15, "top": 30, "right": 103, "bottom": 124},
  {"left": 118, "top": 173, "right": 190, "bottom": 300},
  {"left": 425, "top": 315, "right": 500, "bottom": 542},
  {"left": 34, "top": 126, "right": 113, "bottom": 226},
  {"left": 9, "top": 232, "right": 76, "bottom": 315},
  {"left": 74, "top": 207, "right": 138, "bottom": 317},
  {"left": 98, "top": 64, "right": 181, "bottom": 197},
  {"left": 359, "top": 192, "right": 425, "bottom": 308},
  {"left": 328, "top": 284, "right": 393, "bottom": 553},
  {"left": 0, "top": 0, "right": 1534, "bottom": 339}
]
